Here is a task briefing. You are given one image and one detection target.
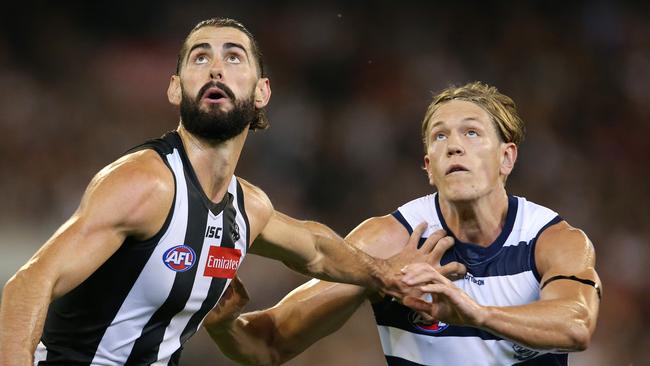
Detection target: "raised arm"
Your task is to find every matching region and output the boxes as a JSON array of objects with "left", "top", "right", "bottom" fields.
[
  {"left": 206, "top": 216, "right": 464, "bottom": 365},
  {"left": 0, "top": 151, "right": 173, "bottom": 365},
  {"left": 403, "top": 220, "right": 601, "bottom": 351}
]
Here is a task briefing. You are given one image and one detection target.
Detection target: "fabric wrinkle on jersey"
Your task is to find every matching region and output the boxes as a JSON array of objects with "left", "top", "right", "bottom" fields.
[
  {"left": 35, "top": 131, "right": 250, "bottom": 366},
  {"left": 374, "top": 193, "right": 567, "bottom": 366}
]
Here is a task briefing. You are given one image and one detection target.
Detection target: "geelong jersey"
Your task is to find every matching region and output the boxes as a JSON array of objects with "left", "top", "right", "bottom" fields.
[
  {"left": 373, "top": 193, "right": 567, "bottom": 366},
  {"left": 35, "top": 131, "right": 250, "bottom": 365}
]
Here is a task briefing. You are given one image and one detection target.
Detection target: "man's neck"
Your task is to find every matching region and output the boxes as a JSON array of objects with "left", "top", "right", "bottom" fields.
[
  {"left": 439, "top": 187, "right": 509, "bottom": 247},
  {"left": 176, "top": 124, "right": 248, "bottom": 203}
]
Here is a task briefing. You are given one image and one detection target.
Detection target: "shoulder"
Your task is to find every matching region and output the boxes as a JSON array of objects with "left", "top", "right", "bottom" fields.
[
  {"left": 237, "top": 177, "right": 274, "bottom": 238},
  {"left": 79, "top": 150, "right": 174, "bottom": 237},
  {"left": 535, "top": 220, "right": 595, "bottom": 278},
  {"left": 346, "top": 215, "right": 410, "bottom": 259}
]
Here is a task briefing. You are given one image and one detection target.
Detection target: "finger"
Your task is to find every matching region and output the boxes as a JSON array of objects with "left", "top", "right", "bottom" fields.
[
  {"left": 406, "top": 222, "right": 428, "bottom": 250},
  {"left": 419, "top": 283, "right": 450, "bottom": 295},
  {"left": 402, "top": 265, "right": 447, "bottom": 285},
  {"left": 438, "top": 262, "right": 467, "bottom": 281},
  {"left": 427, "top": 236, "right": 455, "bottom": 264},
  {"left": 403, "top": 296, "right": 431, "bottom": 312},
  {"left": 418, "top": 229, "right": 447, "bottom": 253}
]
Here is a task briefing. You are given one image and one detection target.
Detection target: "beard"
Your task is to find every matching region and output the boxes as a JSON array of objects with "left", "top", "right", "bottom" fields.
[{"left": 180, "top": 81, "right": 256, "bottom": 143}]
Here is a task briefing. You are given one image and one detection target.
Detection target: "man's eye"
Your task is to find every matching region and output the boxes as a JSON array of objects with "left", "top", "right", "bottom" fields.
[
  {"left": 226, "top": 55, "right": 241, "bottom": 63},
  {"left": 195, "top": 55, "right": 209, "bottom": 64},
  {"left": 435, "top": 133, "right": 447, "bottom": 141},
  {"left": 466, "top": 130, "right": 478, "bottom": 137}
]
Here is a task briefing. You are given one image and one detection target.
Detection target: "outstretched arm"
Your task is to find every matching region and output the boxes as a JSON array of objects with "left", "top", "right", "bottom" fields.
[
  {"left": 241, "top": 179, "right": 449, "bottom": 300},
  {"left": 403, "top": 221, "right": 601, "bottom": 351},
  {"left": 207, "top": 216, "right": 464, "bottom": 365},
  {"left": 0, "top": 151, "right": 174, "bottom": 365}
]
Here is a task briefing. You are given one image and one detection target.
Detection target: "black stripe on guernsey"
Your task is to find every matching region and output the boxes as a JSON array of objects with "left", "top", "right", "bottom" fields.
[
  {"left": 236, "top": 179, "right": 251, "bottom": 248},
  {"left": 40, "top": 142, "right": 178, "bottom": 366},
  {"left": 514, "top": 353, "right": 567, "bottom": 365},
  {"left": 175, "top": 194, "right": 238, "bottom": 360},
  {"left": 529, "top": 215, "right": 563, "bottom": 281},
  {"left": 391, "top": 210, "right": 413, "bottom": 234},
  {"left": 372, "top": 299, "right": 502, "bottom": 341},
  {"left": 385, "top": 355, "right": 425, "bottom": 366},
  {"left": 125, "top": 167, "right": 208, "bottom": 365}
]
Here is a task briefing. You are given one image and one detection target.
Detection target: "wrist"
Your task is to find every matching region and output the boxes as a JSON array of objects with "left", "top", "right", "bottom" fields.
[{"left": 474, "top": 305, "right": 492, "bottom": 328}]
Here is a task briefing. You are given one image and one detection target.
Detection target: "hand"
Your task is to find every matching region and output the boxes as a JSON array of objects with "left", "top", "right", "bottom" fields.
[
  {"left": 381, "top": 223, "right": 466, "bottom": 300},
  {"left": 203, "top": 276, "right": 250, "bottom": 329},
  {"left": 401, "top": 262, "right": 485, "bottom": 327}
]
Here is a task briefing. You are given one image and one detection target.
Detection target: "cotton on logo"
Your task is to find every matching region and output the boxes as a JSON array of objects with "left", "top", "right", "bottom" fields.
[{"left": 163, "top": 245, "right": 196, "bottom": 272}]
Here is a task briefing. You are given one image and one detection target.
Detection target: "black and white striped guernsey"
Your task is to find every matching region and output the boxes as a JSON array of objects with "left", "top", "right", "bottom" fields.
[
  {"left": 372, "top": 193, "right": 568, "bottom": 366},
  {"left": 35, "top": 131, "right": 250, "bottom": 365}
]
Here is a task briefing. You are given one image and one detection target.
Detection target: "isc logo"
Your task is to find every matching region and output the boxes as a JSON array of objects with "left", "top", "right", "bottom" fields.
[{"left": 163, "top": 245, "right": 197, "bottom": 272}]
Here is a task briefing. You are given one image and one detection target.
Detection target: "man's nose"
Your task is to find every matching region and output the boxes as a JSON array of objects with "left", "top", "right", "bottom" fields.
[
  {"left": 446, "top": 134, "right": 464, "bottom": 156},
  {"left": 210, "top": 59, "right": 224, "bottom": 80}
]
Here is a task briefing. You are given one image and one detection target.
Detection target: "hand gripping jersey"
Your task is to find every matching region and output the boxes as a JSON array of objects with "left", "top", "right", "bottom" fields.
[
  {"left": 35, "top": 131, "right": 250, "bottom": 365},
  {"left": 373, "top": 193, "right": 567, "bottom": 366}
]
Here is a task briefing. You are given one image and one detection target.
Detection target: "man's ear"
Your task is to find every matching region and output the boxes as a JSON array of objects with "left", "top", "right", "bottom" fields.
[
  {"left": 423, "top": 154, "right": 434, "bottom": 186},
  {"left": 254, "top": 78, "right": 271, "bottom": 109},
  {"left": 167, "top": 75, "right": 181, "bottom": 106},
  {"left": 500, "top": 143, "right": 518, "bottom": 177}
]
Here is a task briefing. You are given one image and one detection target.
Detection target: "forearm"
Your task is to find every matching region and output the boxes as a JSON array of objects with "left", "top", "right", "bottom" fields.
[
  {"left": 0, "top": 270, "right": 53, "bottom": 365},
  {"left": 210, "top": 281, "right": 368, "bottom": 365},
  {"left": 299, "top": 221, "right": 387, "bottom": 290},
  {"left": 479, "top": 298, "right": 595, "bottom": 351},
  {"left": 208, "top": 314, "right": 281, "bottom": 366}
]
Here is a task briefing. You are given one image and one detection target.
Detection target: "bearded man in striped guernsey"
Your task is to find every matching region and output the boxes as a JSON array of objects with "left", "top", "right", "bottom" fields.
[
  {"left": 207, "top": 82, "right": 602, "bottom": 366},
  {"left": 0, "top": 18, "right": 465, "bottom": 366}
]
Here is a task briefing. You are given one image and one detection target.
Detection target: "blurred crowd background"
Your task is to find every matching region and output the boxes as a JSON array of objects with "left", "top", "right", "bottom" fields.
[{"left": 1, "top": 1, "right": 649, "bottom": 365}]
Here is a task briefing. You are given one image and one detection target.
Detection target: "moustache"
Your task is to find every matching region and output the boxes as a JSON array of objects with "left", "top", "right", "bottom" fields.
[{"left": 196, "top": 81, "right": 236, "bottom": 102}]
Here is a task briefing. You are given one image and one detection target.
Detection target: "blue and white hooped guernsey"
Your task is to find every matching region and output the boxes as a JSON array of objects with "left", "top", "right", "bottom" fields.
[{"left": 372, "top": 193, "right": 567, "bottom": 366}]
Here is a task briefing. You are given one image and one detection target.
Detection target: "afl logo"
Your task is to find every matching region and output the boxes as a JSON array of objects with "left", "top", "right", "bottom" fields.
[
  {"left": 163, "top": 245, "right": 196, "bottom": 272},
  {"left": 408, "top": 311, "right": 449, "bottom": 334}
]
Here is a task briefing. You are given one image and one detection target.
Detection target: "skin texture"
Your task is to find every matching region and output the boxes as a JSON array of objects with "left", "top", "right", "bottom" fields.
[
  {"left": 0, "top": 26, "right": 443, "bottom": 365},
  {"left": 206, "top": 99, "right": 601, "bottom": 364},
  {"left": 206, "top": 216, "right": 464, "bottom": 365}
]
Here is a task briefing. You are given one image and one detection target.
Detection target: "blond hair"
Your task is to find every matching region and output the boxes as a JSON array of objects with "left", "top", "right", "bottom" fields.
[{"left": 421, "top": 81, "right": 525, "bottom": 148}]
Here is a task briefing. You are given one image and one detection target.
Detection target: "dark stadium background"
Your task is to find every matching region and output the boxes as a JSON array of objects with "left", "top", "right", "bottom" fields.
[{"left": 1, "top": 1, "right": 648, "bottom": 365}]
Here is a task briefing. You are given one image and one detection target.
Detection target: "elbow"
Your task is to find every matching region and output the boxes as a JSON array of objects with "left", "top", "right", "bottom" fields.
[
  {"left": 565, "top": 303, "right": 595, "bottom": 352},
  {"left": 566, "top": 324, "right": 591, "bottom": 351}
]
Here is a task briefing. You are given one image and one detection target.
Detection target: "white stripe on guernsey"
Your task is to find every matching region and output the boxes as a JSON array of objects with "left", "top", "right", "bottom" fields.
[
  {"left": 33, "top": 342, "right": 47, "bottom": 365},
  {"left": 90, "top": 150, "right": 189, "bottom": 365},
  {"left": 154, "top": 176, "right": 246, "bottom": 364},
  {"left": 457, "top": 271, "right": 540, "bottom": 307},
  {"left": 153, "top": 211, "right": 225, "bottom": 364},
  {"left": 378, "top": 325, "right": 538, "bottom": 366}
]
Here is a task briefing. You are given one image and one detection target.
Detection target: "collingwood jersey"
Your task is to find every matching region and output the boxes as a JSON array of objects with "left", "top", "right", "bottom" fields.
[
  {"left": 35, "top": 131, "right": 250, "bottom": 365},
  {"left": 372, "top": 193, "right": 567, "bottom": 366}
]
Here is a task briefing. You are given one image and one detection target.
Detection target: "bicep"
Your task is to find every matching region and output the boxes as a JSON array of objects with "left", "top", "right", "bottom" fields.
[{"left": 536, "top": 222, "right": 600, "bottom": 306}]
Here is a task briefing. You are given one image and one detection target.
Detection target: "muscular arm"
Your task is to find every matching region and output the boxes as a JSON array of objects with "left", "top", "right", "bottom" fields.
[
  {"left": 241, "top": 180, "right": 431, "bottom": 298},
  {"left": 479, "top": 222, "right": 600, "bottom": 351},
  {"left": 404, "top": 221, "right": 601, "bottom": 352},
  {"left": 0, "top": 151, "right": 173, "bottom": 365},
  {"left": 207, "top": 216, "right": 462, "bottom": 365}
]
